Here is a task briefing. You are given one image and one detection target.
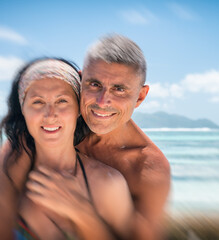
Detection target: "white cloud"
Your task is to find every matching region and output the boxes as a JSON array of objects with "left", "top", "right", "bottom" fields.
[
  {"left": 210, "top": 96, "right": 219, "bottom": 103},
  {"left": 149, "top": 83, "right": 169, "bottom": 98},
  {"left": 169, "top": 83, "right": 184, "bottom": 98},
  {"left": 0, "top": 26, "right": 27, "bottom": 45},
  {"left": 148, "top": 82, "right": 183, "bottom": 98},
  {"left": 137, "top": 100, "right": 160, "bottom": 112},
  {"left": 0, "top": 56, "right": 25, "bottom": 81},
  {"left": 148, "top": 69, "right": 219, "bottom": 101},
  {"left": 181, "top": 70, "right": 219, "bottom": 94},
  {"left": 142, "top": 69, "right": 219, "bottom": 112},
  {"left": 120, "top": 9, "right": 157, "bottom": 25},
  {"left": 168, "top": 3, "right": 197, "bottom": 20}
]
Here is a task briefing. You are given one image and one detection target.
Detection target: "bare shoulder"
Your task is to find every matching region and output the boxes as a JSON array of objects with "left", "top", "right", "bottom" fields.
[
  {"left": 80, "top": 153, "right": 127, "bottom": 186},
  {"left": 0, "top": 140, "right": 11, "bottom": 167},
  {"left": 0, "top": 140, "right": 30, "bottom": 191},
  {"left": 138, "top": 138, "right": 170, "bottom": 185},
  {"left": 143, "top": 138, "right": 170, "bottom": 174},
  {"left": 129, "top": 120, "right": 170, "bottom": 181}
]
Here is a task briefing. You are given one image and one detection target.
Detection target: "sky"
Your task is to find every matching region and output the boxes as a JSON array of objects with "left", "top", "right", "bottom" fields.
[{"left": 0, "top": 0, "right": 219, "bottom": 125}]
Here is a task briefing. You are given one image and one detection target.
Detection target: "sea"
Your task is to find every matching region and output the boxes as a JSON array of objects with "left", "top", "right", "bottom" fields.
[{"left": 143, "top": 128, "right": 219, "bottom": 216}]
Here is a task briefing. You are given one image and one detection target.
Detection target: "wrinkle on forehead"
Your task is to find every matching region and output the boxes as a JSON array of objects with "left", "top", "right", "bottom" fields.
[{"left": 82, "top": 60, "right": 141, "bottom": 87}]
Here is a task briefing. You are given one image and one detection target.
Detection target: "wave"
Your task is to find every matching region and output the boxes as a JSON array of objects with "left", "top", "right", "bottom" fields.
[
  {"left": 142, "top": 128, "right": 219, "bottom": 132},
  {"left": 172, "top": 176, "right": 219, "bottom": 181}
]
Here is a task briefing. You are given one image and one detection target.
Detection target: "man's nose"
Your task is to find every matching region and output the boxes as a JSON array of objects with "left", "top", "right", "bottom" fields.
[{"left": 96, "top": 89, "right": 111, "bottom": 107}]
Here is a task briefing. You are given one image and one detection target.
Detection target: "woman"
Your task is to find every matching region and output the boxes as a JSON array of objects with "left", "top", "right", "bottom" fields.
[{"left": 0, "top": 58, "right": 133, "bottom": 240}]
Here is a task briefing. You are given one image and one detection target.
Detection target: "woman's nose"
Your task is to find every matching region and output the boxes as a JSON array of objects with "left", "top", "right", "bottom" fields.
[{"left": 44, "top": 104, "right": 57, "bottom": 119}]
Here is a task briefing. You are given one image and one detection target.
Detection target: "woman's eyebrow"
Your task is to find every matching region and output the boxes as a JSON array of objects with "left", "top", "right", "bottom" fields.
[
  {"left": 28, "top": 93, "right": 44, "bottom": 98},
  {"left": 28, "top": 91, "right": 73, "bottom": 99},
  {"left": 55, "top": 93, "right": 72, "bottom": 98}
]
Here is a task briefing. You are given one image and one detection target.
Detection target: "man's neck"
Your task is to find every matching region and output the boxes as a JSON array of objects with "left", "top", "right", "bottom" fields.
[{"left": 87, "top": 119, "right": 144, "bottom": 148}]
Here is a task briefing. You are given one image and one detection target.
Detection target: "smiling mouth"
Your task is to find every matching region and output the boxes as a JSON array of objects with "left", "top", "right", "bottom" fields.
[
  {"left": 91, "top": 110, "right": 116, "bottom": 118},
  {"left": 41, "top": 126, "right": 61, "bottom": 132}
]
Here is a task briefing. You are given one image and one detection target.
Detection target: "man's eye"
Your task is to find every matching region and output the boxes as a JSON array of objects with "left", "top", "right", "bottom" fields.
[
  {"left": 114, "top": 87, "right": 125, "bottom": 92},
  {"left": 90, "top": 82, "right": 100, "bottom": 88}
]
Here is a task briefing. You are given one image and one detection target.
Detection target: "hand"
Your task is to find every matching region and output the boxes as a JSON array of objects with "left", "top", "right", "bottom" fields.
[
  {"left": 26, "top": 166, "right": 117, "bottom": 240},
  {"left": 26, "top": 165, "right": 92, "bottom": 222}
]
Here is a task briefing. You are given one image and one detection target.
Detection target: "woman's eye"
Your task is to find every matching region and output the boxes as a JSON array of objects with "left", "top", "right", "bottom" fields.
[
  {"left": 33, "top": 100, "right": 43, "bottom": 104},
  {"left": 57, "top": 99, "right": 67, "bottom": 103}
]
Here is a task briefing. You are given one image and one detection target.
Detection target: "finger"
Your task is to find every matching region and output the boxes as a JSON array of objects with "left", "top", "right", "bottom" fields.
[
  {"left": 37, "top": 165, "right": 58, "bottom": 178},
  {"left": 28, "top": 172, "right": 51, "bottom": 189},
  {"left": 26, "top": 191, "right": 48, "bottom": 207},
  {"left": 26, "top": 179, "right": 48, "bottom": 194}
]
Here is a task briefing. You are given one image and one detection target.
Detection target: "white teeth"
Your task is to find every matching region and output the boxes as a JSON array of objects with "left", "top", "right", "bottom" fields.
[
  {"left": 94, "top": 112, "right": 113, "bottom": 117},
  {"left": 43, "top": 127, "right": 59, "bottom": 131}
]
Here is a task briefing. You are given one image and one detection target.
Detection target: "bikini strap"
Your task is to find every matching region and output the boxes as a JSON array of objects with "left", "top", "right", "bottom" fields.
[{"left": 75, "top": 149, "right": 93, "bottom": 203}]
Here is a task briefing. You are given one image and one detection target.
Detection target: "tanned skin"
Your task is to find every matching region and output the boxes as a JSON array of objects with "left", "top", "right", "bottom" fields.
[
  {"left": 0, "top": 60, "right": 170, "bottom": 240},
  {"left": 77, "top": 60, "right": 170, "bottom": 240}
]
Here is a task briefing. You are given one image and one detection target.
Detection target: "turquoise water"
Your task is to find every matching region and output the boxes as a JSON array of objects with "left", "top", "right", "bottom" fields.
[{"left": 144, "top": 129, "right": 219, "bottom": 214}]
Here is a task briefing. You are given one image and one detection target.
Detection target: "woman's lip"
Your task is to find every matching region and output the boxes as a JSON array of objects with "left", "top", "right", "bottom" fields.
[{"left": 41, "top": 126, "right": 61, "bottom": 133}]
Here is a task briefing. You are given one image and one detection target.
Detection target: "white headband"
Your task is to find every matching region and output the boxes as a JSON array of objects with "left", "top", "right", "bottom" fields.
[{"left": 18, "top": 59, "right": 81, "bottom": 106}]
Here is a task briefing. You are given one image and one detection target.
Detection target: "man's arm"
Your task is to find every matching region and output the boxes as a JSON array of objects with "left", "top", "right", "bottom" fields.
[{"left": 130, "top": 148, "right": 171, "bottom": 240}]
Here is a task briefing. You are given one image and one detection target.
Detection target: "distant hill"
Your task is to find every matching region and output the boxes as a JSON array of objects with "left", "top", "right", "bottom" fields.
[{"left": 132, "top": 111, "right": 219, "bottom": 129}]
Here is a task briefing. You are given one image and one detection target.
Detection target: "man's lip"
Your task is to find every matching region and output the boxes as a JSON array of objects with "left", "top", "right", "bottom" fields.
[{"left": 91, "top": 110, "right": 116, "bottom": 118}]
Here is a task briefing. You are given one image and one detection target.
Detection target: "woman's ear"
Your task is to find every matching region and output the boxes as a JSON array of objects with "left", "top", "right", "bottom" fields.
[{"left": 135, "top": 85, "right": 149, "bottom": 108}]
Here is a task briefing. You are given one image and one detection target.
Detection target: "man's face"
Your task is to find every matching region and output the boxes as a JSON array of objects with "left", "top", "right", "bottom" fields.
[{"left": 80, "top": 60, "right": 147, "bottom": 135}]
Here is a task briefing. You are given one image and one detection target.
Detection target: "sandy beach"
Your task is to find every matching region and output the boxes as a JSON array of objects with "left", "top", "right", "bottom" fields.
[{"left": 164, "top": 211, "right": 219, "bottom": 240}]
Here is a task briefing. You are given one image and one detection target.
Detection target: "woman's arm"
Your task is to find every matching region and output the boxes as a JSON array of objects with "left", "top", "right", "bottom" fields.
[
  {"left": 0, "top": 168, "right": 17, "bottom": 240},
  {"left": 0, "top": 141, "right": 31, "bottom": 239},
  {"left": 0, "top": 143, "right": 17, "bottom": 240}
]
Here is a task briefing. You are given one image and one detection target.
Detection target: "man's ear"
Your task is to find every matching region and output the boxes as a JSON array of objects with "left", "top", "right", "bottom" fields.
[{"left": 135, "top": 85, "right": 149, "bottom": 108}]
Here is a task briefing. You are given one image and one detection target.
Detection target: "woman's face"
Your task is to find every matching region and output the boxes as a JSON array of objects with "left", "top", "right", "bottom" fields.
[{"left": 22, "top": 77, "right": 79, "bottom": 148}]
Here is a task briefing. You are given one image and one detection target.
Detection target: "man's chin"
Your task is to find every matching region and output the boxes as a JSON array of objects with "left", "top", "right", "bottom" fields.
[{"left": 88, "top": 124, "right": 116, "bottom": 135}]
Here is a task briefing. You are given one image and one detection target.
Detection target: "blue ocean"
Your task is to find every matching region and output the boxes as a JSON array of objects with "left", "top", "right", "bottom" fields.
[{"left": 143, "top": 128, "right": 219, "bottom": 215}]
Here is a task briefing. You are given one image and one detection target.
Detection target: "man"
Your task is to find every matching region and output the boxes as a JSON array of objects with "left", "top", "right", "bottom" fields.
[{"left": 77, "top": 34, "right": 170, "bottom": 240}]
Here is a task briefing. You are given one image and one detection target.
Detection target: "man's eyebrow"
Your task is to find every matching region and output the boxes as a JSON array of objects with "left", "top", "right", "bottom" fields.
[
  {"left": 85, "top": 78, "right": 101, "bottom": 84},
  {"left": 85, "top": 79, "right": 129, "bottom": 89},
  {"left": 113, "top": 84, "right": 129, "bottom": 89}
]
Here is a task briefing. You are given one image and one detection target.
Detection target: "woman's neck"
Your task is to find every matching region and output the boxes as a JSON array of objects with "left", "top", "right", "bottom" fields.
[{"left": 34, "top": 143, "right": 77, "bottom": 172}]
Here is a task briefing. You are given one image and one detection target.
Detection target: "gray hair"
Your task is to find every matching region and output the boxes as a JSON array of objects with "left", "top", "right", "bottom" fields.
[{"left": 83, "top": 34, "right": 147, "bottom": 85}]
